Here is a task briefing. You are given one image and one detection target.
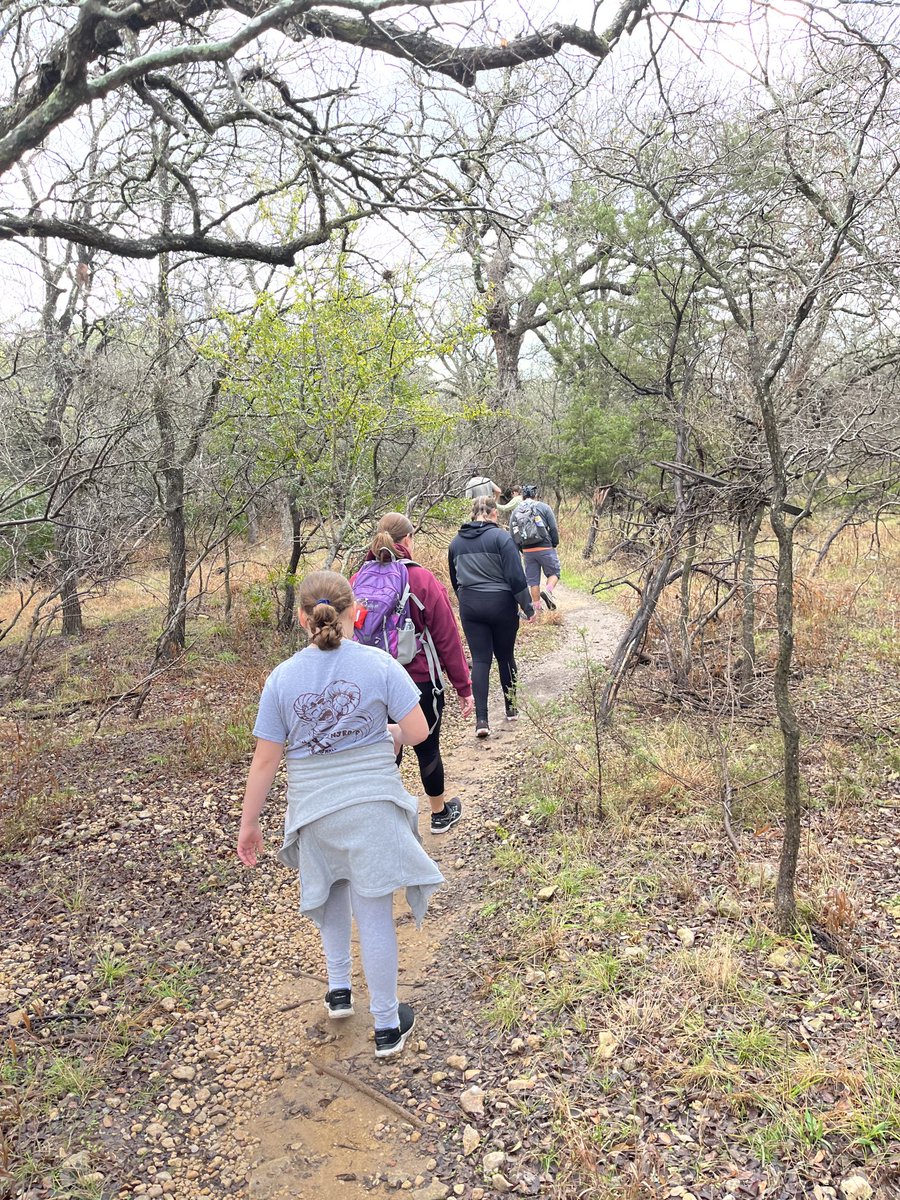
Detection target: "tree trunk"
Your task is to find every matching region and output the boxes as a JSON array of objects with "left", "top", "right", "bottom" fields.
[
  {"left": 152, "top": 338, "right": 187, "bottom": 657},
  {"left": 737, "top": 507, "right": 763, "bottom": 687},
  {"left": 59, "top": 568, "right": 83, "bottom": 637},
  {"left": 490, "top": 327, "right": 524, "bottom": 403},
  {"left": 583, "top": 486, "right": 612, "bottom": 559},
  {"left": 599, "top": 369, "right": 694, "bottom": 721},
  {"left": 278, "top": 494, "right": 303, "bottom": 633},
  {"left": 484, "top": 228, "right": 523, "bottom": 411},
  {"left": 159, "top": 464, "right": 187, "bottom": 657},
  {"left": 223, "top": 536, "right": 233, "bottom": 619},
  {"left": 246, "top": 500, "right": 260, "bottom": 545},
  {"left": 676, "top": 524, "right": 696, "bottom": 688},
  {"left": 771, "top": 519, "right": 802, "bottom": 934},
  {"left": 755, "top": 366, "right": 803, "bottom": 935},
  {"left": 41, "top": 282, "right": 84, "bottom": 637},
  {"left": 671, "top": 358, "right": 692, "bottom": 691},
  {"left": 599, "top": 546, "right": 676, "bottom": 720},
  {"left": 151, "top": 162, "right": 186, "bottom": 662}
]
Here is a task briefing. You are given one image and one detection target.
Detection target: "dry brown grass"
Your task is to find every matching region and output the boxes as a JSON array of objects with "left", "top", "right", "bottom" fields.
[
  {"left": 0, "top": 537, "right": 286, "bottom": 641},
  {"left": 480, "top": 513, "right": 900, "bottom": 1197},
  {"left": 603, "top": 978, "right": 688, "bottom": 1043},
  {"left": 564, "top": 508, "right": 899, "bottom": 687},
  {"left": 407, "top": 536, "right": 455, "bottom": 591},
  {"left": 0, "top": 720, "right": 74, "bottom": 850},
  {"left": 672, "top": 935, "right": 743, "bottom": 998}
]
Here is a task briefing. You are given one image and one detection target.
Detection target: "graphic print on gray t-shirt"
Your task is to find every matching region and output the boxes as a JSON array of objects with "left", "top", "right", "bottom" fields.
[
  {"left": 292, "top": 679, "right": 374, "bottom": 753},
  {"left": 253, "top": 639, "right": 421, "bottom": 759}
]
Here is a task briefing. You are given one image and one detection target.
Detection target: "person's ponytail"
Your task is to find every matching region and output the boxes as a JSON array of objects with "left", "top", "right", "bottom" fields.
[
  {"left": 297, "top": 571, "right": 354, "bottom": 651},
  {"left": 370, "top": 531, "right": 398, "bottom": 564},
  {"left": 376, "top": 512, "right": 414, "bottom": 547},
  {"left": 307, "top": 601, "right": 343, "bottom": 650},
  {"left": 471, "top": 497, "right": 497, "bottom": 522}
]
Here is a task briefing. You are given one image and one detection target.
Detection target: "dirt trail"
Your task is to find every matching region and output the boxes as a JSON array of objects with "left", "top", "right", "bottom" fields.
[{"left": 229, "top": 585, "right": 628, "bottom": 1199}]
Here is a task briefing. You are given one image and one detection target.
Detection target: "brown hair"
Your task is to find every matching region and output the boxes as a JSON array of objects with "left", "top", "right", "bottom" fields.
[
  {"left": 297, "top": 570, "right": 354, "bottom": 651},
  {"left": 371, "top": 512, "right": 414, "bottom": 564},
  {"left": 471, "top": 497, "right": 497, "bottom": 522}
]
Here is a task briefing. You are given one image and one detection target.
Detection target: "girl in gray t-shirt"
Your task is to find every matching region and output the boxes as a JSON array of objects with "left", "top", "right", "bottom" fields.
[{"left": 237, "top": 569, "right": 443, "bottom": 1058}]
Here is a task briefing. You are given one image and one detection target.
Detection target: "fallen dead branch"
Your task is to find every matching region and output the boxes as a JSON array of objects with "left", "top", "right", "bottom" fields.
[
  {"left": 313, "top": 1060, "right": 426, "bottom": 1129},
  {"left": 810, "top": 923, "right": 888, "bottom": 985}
]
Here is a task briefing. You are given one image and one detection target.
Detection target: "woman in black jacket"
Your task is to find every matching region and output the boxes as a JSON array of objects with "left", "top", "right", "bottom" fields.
[{"left": 448, "top": 497, "right": 536, "bottom": 738}]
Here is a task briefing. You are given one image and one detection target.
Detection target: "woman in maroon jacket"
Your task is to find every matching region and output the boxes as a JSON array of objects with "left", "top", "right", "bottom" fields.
[{"left": 360, "top": 513, "right": 474, "bottom": 835}]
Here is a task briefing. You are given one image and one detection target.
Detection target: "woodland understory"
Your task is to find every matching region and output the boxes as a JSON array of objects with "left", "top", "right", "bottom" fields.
[
  {"left": 0, "top": 510, "right": 897, "bottom": 1199},
  {"left": 2, "top": 0, "right": 900, "bottom": 1195}
]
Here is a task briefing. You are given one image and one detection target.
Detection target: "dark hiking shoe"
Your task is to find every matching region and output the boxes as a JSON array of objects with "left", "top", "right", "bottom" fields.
[
  {"left": 324, "top": 988, "right": 354, "bottom": 1019},
  {"left": 540, "top": 588, "right": 557, "bottom": 611},
  {"left": 374, "top": 1002, "right": 415, "bottom": 1058},
  {"left": 505, "top": 708, "right": 519, "bottom": 722},
  {"left": 475, "top": 723, "right": 491, "bottom": 739},
  {"left": 431, "top": 798, "right": 462, "bottom": 834}
]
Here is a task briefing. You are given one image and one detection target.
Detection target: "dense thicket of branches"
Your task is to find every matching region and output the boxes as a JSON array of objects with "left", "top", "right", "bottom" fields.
[{"left": 0, "top": 0, "right": 648, "bottom": 263}]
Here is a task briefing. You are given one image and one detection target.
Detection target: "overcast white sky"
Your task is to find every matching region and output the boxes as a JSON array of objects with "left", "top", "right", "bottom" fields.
[{"left": 0, "top": 0, "right": 868, "bottom": 327}]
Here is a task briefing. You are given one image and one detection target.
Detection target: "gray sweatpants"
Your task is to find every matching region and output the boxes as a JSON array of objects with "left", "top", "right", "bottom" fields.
[{"left": 317, "top": 880, "right": 399, "bottom": 1029}]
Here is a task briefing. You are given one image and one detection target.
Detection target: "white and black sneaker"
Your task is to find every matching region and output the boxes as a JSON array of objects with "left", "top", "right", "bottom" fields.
[
  {"left": 431, "top": 797, "right": 462, "bottom": 835},
  {"left": 324, "top": 988, "right": 354, "bottom": 1019},
  {"left": 540, "top": 588, "right": 557, "bottom": 611},
  {"left": 374, "top": 1002, "right": 416, "bottom": 1058},
  {"left": 475, "top": 723, "right": 491, "bottom": 739}
]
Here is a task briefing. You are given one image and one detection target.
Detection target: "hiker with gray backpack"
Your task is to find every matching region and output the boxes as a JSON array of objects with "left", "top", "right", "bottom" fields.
[
  {"left": 508, "top": 485, "right": 561, "bottom": 614},
  {"left": 352, "top": 512, "right": 474, "bottom": 835}
]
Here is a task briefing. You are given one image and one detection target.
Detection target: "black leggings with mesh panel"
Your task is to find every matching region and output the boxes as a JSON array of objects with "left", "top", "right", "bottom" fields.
[{"left": 396, "top": 679, "right": 446, "bottom": 798}]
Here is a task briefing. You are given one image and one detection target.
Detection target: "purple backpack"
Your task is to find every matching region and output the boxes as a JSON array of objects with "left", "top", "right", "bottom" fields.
[{"left": 352, "top": 559, "right": 414, "bottom": 659}]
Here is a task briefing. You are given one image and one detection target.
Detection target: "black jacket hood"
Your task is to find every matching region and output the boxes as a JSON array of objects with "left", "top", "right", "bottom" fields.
[{"left": 458, "top": 520, "right": 495, "bottom": 540}]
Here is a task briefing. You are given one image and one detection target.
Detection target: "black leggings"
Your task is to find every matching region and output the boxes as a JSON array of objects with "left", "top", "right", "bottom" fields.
[
  {"left": 458, "top": 589, "right": 519, "bottom": 724},
  {"left": 399, "top": 680, "right": 446, "bottom": 797}
]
